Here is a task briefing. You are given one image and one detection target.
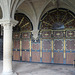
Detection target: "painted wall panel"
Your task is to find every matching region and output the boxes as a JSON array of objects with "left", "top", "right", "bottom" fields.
[
  {"left": 66, "top": 53, "right": 75, "bottom": 64},
  {"left": 66, "top": 39, "right": 75, "bottom": 51},
  {"left": 32, "top": 52, "right": 40, "bottom": 62},
  {"left": 42, "top": 52, "right": 51, "bottom": 63},
  {"left": 22, "top": 40, "right": 29, "bottom": 49},
  {"left": 13, "top": 51, "right": 20, "bottom": 61},
  {"left": 42, "top": 39, "right": 51, "bottom": 50},
  {"left": 22, "top": 51, "right": 30, "bottom": 61},
  {"left": 54, "top": 52, "right": 63, "bottom": 64},
  {"left": 13, "top": 40, "right": 20, "bottom": 49}
]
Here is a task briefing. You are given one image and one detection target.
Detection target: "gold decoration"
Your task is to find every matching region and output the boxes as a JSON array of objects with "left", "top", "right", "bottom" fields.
[
  {"left": 24, "top": 34, "right": 27, "bottom": 37},
  {"left": 64, "top": 38, "right": 66, "bottom": 59},
  {"left": 16, "top": 49, "right": 17, "bottom": 51},
  {"left": 58, "top": 51, "right": 59, "bottom": 52},
  {"left": 19, "top": 17, "right": 24, "bottom": 26},
  {"left": 40, "top": 38, "right": 42, "bottom": 58},
  {"left": 21, "top": 22, "right": 30, "bottom": 28},
  {"left": 42, "top": 21, "right": 52, "bottom": 26},
  {"left": 61, "top": 12, "right": 67, "bottom": 22},
  {"left": 56, "top": 33, "right": 60, "bottom": 36},
  {"left": 15, "top": 35, "right": 18, "bottom": 37},
  {"left": 30, "top": 39, "right": 31, "bottom": 57},
  {"left": 52, "top": 40, "right": 54, "bottom": 58},
  {"left": 69, "top": 32, "right": 73, "bottom": 36},
  {"left": 20, "top": 40, "right": 22, "bottom": 57},
  {"left": 45, "top": 33, "right": 48, "bottom": 36},
  {"left": 70, "top": 51, "right": 72, "bottom": 53},
  {"left": 64, "top": 19, "right": 74, "bottom": 25}
]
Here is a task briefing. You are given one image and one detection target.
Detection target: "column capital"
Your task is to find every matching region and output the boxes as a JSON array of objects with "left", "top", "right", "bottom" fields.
[
  {"left": 0, "top": 19, "right": 18, "bottom": 27},
  {"left": 31, "top": 30, "right": 39, "bottom": 40}
]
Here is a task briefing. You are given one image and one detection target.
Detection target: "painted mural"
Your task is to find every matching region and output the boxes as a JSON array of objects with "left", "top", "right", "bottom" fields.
[{"left": 13, "top": 8, "right": 75, "bottom": 64}]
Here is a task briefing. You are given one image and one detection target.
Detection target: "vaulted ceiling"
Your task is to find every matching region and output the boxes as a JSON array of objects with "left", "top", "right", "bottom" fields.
[
  {"left": 16, "top": 0, "right": 75, "bottom": 30},
  {"left": 0, "top": 0, "right": 75, "bottom": 30}
]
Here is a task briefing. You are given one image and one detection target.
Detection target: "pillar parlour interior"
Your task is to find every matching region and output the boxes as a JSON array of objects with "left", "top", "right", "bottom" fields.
[{"left": 13, "top": 8, "right": 75, "bottom": 64}]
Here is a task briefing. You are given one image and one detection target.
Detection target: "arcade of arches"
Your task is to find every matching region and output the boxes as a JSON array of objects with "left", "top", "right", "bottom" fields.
[{"left": 0, "top": 0, "right": 75, "bottom": 75}]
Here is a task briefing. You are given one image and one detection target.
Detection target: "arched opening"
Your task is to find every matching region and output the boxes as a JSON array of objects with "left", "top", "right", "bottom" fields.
[
  {"left": 38, "top": 8, "right": 75, "bottom": 64},
  {"left": 39, "top": 8, "right": 75, "bottom": 30},
  {"left": 13, "top": 13, "right": 33, "bottom": 61},
  {"left": 13, "top": 13, "right": 33, "bottom": 32}
]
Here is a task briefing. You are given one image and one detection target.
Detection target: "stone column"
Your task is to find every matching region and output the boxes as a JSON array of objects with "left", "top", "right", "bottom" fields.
[
  {"left": 0, "top": 19, "right": 18, "bottom": 75},
  {"left": 2, "top": 23, "right": 13, "bottom": 75}
]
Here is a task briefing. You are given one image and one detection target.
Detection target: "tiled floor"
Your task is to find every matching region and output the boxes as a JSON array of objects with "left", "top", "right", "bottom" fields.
[{"left": 0, "top": 60, "right": 75, "bottom": 75}]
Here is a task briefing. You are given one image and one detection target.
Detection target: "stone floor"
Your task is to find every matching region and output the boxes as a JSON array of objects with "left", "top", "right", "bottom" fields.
[{"left": 0, "top": 60, "right": 75, "bottom": 75}]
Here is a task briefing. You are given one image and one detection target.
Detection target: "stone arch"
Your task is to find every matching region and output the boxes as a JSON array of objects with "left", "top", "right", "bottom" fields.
[
  {"left": 40, "top": 7, "right": 75, "bottom": 21},
  {"left": 11, "top": 0, "right": 33, "bottom": 21},
  {"left": 12, "top": 1, "right": 35, "bottom": 30},
  {"left": 38, "top": 8, "right": 75, "bottom": 30},
  {"left": 14, "top": 10, "right": 34, "bottom": 29},
  {"left": 13, "top": 13, "right": 33, "bottom": 32}
]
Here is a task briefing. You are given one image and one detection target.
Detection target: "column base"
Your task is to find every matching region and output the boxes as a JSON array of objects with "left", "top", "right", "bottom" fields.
[{"left": 1, "top": 72, "right": 17, "bottom": 75}]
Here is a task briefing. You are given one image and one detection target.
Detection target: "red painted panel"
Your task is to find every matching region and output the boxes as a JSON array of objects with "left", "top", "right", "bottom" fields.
[
  {"left": 66, "top": 40, "right": 75, "bottom": 50},
  {"left": 66, "top": 53, "right": 75, "bottom": 64},
  {"left": 53, "top": 31, "right": 64, "bottom": 38},
  {"left": 32, "top": 43, "right": 40, "bottom": 50},
  {"left": 13, "top": 33, "right": 20, "bottom": 39},
  {"left": 54, "top": 52, "right": 63, "bottom": 64},
  {"left": 13, "top": 51, "right": 20, "bottom": 61},
  {"left": 54, "top": 39, "right": 63, "bottom": 50},
  {"left": 22, "top": 51, "right": 30, "bottom": 61},
  {"left": 22, "top": 40, "right": 29, "bottom": 49},
  {"left": 43, "top": 40, "right": 51, "bottom": 50},
  {"left": 22, "top": 32, "right": 30, "bottom": 38},
  {"left": 42, "top": 52, "right": 51, "bottom": 63},
  {"left": 13, "top": 40, "right": 20, "bottom": 49},
  {"left": 42, "top": 31, "right": 51, "bottom": 38},
  {"left": 32, "top": 52, "right": 40, "bottom": 62},
  {"left": 66, "top": 31, "right": 75, "bottom": 38}
]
